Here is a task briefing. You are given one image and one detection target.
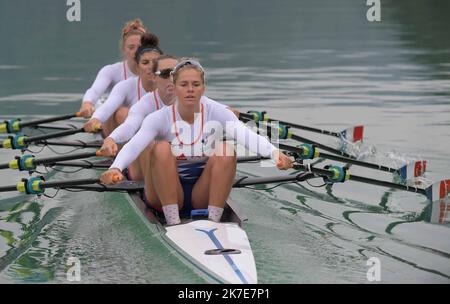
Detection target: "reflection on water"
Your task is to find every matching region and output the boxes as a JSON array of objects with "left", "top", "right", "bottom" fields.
[{"left": 0, "top": 0, "right": 449, "bottom": 283}]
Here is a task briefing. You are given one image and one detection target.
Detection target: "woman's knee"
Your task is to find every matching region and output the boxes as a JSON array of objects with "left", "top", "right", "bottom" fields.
[
  {"left": 150, "top": 142, "right": 173, "bottom": 163},
  {"left": 114, "top": 107, "right": 129, "bottom": 124}
]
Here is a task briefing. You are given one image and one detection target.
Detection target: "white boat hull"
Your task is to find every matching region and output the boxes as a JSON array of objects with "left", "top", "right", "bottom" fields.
[{"left": 165, "top": 219, "right": 257, "bottom": 284}]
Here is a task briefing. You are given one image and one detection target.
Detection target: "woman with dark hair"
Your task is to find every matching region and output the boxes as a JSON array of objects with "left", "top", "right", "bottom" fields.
[
  {"left": 84, "top": 33, "right": 163, "bottom": 137},
  {"left": 99, "top": 55, "right": 179, "bottom": 181}
]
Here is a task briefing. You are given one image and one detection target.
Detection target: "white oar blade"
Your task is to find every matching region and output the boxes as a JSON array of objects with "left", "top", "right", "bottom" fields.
[
  {"left": 426, "top": 179, "right": 450, "bottom": 224},
  {"left": 340, "top": 125, "right": 364, "bottom": 143}
]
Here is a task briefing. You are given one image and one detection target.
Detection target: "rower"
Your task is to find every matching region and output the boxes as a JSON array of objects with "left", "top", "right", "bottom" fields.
[
  {"left": 84, "top": 33, "right": 163, "bottom": 137},
  {"left": 100, "top": 55, "right": 179, "bottom": 180},
  {"left": 100, "top": 58, "right": 293, "bottom": 225},
  {"left": 79, "top": 19, "right": 147, "bottom": 118},
  {"left": 99, "top": 56, "right": 239, "bottom": 181}
]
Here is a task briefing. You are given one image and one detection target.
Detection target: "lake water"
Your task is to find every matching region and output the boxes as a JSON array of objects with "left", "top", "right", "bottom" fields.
[{"left": 0, "top": 0, "right": 449, "bottom": 283}]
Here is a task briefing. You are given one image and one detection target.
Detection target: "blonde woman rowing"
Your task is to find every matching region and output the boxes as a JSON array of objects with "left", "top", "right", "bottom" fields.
[
  {"left": 84, "top": 33, "right": 162, "bottom": 137},
  {"left": 79, "top": 19, "right": 147, "bottom": 118},
  {"left": 100, "top": 59, "right": 292, "bottom": 225}
]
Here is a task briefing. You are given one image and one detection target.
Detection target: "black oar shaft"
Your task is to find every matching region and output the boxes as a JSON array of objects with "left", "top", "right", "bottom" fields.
[
  {"left": 50, "top": 160, "right": 111, "bottom": 168},
  {"left": 26, "top": 128, "right": 85, "bottom": 143},
  {"left": 19, "top": 113, "right": 78, "bottom": 128},
  {"left": 293, "top": 164, "right": 426, "bottom": 196},
  {"left": 42, "top": 178, "right": 100, "bottom": 189},
  {"left": 0, "top": 152, "right": 100, "bottom": 170},
  {"left": 349, "top": 174, "right": 426, "bottom": 195},
  {"left": 0, "top": 162, "right": 10, "bottom": 169},
  {"left": 320, "top": 151, "right": 396, "bottom": 173},
  {"left": 279, "top": 143, "right": 398, "bottom": 174},
  {"left": 240, "top": 116, "right": 354, "bottom": 158},
  {"left": 50, "top": 155, "right": 268, "bottom": 170},
  {"left": 240, "top": 112, "right": 341, "bottom": 137},
  {"left": 233, "top": 172, "right": 313, "bottom": 187},
  {"left": 33, "top": 124, "right": 78, "bottom": 131},
  {"left": 0, "top": 184, "right": 19, "bottom": 192},
  {"left": 237, "top": 155, "right": 269, "bottom": 163},
  {"left": 63, "top": 181, "right": 144, "bottom": 192},
  {"left": 38, "top": 139, "right": 102, "bottom": 148},
  {"left": 33, "top": 151, "right": 100, "bottom": 166}
]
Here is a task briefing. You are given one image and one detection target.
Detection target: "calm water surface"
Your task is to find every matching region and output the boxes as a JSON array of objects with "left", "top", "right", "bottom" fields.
[{"left": 0, "top": 0, "right": 449, "bottom": 283}]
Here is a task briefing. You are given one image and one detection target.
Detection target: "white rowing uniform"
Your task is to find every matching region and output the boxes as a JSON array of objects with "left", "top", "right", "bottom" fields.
[
  {"left": 110, "top": 98, "right": 277, "bottom": 180},
  {"left": 108, "top": 94, "right": 228, "bottom": 144},
  {"left": 83, "top": 61, "right": 137, "bottom": 106},
  {"left": 91, "top": 76, "right": 147, "bottom": 123}
]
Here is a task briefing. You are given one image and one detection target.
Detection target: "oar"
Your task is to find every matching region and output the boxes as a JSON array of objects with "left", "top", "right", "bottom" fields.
[
  {"left": 0, "top": 125, "right": 101, "bottom": 150},
  {"left": 0, "top": 153, "right": 269, "bottom": 171},
  {"left": 279, "top": 143, "right": 426, "bottom": 180},
  {"left": 239, "top": 115, "right": 357, "bottom": 159},
  {"left": 0, "top": 151, "right": 107, "bottom": 171},
  {"left": 290, "top": 163, "right": 449, "bottom": 223},
  {"left": 240, "top": 111, "right": 364, "bottom": 142},
  {"left": 1, "top": 170, "right": 443, "bottom": 199},
  {"left": 37, "top": 139, "right": 103, "bottom": 149},
  {"left": 0, "top": 177, "right": 106, "bottom": 194},
  {"left": 31, "top": 124, "right": 80, "bottom": 131},
  {"left": 1, "top": 169, "right": 447, "bottom": 223},
  {"left": 40, "top": 155, "right": 270, "bottom": 170},
  {"left": 239, "top": 117, "right": 424, "bottom": 180},
  {"left": 48, "top": 159, "right": 113, "bottom": 169},
  {"left": 0, "top": 172, "right": 314, "bottom": 194},
  {"left": 0, "top": 128, "right": 83, "bottom": 149},
  {"left": 0, "top": 113, "right": 82, "bottom": 134}
]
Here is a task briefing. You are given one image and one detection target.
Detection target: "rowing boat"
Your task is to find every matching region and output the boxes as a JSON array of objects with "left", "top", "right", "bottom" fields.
[
  {"left": 71, "top": 158, "right": 258, "bottom": 284},
  {"left": 127, "top": 190, "right": 257, "bottom": 284}
]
